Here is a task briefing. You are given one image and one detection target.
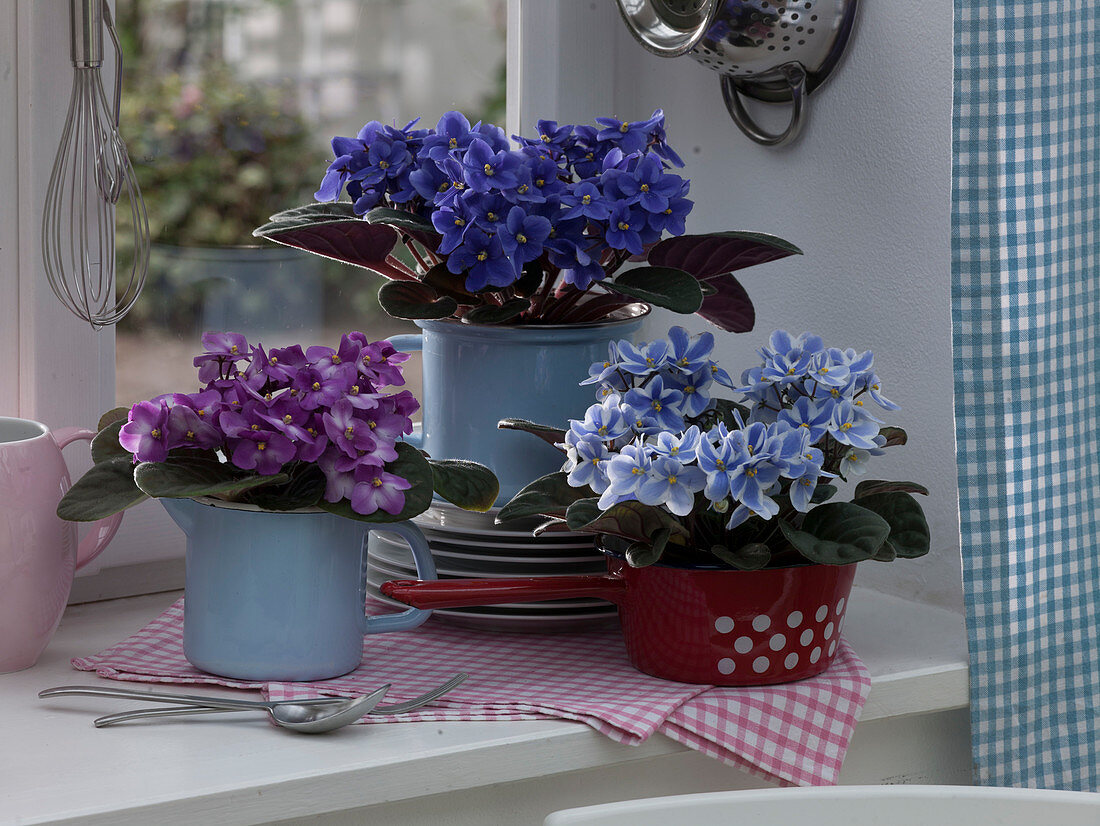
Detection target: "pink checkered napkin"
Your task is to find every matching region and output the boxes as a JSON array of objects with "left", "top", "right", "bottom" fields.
[{"left": 73, "top": 598, "right": 870, "bottom": 786}]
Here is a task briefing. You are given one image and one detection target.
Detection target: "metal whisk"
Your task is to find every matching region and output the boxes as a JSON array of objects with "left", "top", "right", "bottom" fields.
[{"left": 42, "top": 0, "right": 149, "bottom": 328}]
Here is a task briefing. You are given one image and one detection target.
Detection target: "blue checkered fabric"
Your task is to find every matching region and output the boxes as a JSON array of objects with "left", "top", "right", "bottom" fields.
[{"left": 952, "top": 1, "right": 1100, "bottom": 790}]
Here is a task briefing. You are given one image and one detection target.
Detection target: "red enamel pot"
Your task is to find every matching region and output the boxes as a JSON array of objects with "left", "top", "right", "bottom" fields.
[{"left": 381, "top": 553, "right": 857, "bottom": 686}]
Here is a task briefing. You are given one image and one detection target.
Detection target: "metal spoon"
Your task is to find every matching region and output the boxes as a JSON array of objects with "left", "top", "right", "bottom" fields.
[
  {"left": 39, "top": 683, "right": 391, "bottom": 734},
  {"left": 90, "top": 672, "right": 468, "bottom": 727}
]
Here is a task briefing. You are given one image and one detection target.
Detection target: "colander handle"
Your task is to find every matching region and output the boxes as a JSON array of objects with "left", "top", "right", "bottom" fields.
[{"left": 721, "top": 64, "right": 806, "bottom": 147}]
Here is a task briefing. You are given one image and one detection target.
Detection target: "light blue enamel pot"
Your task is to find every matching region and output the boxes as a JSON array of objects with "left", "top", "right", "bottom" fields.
[
  {"left": 390, "top": 306, "right": 649, "bottom": 506},
  {"left": 161, "top": 497, "right": 436, "bottom": 682}
]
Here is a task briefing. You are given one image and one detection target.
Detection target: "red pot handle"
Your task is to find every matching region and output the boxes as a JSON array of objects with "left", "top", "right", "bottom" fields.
[{"left": 380, "top": 575, "right": 627, "bottom": 610}]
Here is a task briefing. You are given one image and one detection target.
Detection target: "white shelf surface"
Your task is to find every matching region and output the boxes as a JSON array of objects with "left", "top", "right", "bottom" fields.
[{"left": 0, "top": 587, "right": 968, "bottom": 826}]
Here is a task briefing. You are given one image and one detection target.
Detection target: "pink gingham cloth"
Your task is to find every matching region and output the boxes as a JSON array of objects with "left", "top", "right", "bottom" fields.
[{"left": 73, "top": 598, "right": 870, "bottom": 786}]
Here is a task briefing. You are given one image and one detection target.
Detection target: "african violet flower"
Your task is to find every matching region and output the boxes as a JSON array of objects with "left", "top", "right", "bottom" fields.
[
  {"left": 258, "top": 108, "right": 806, "bottom": 329},
  {"left": 117, "top": 331, "right": 421, "bottom": 517},
  {"left": 498, "top": 327, "right": 930, "bottom": 572}
]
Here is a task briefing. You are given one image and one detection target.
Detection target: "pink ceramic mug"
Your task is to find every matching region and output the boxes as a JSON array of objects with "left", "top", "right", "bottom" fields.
[{"left": 0, "top": 418, "right": 124, "bottom": 672}]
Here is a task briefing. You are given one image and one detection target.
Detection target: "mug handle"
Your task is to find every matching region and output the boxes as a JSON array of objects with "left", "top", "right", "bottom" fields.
[
  {"left": 359, "top": 520, "right": 437, "bottom": 635},
  {"left": 387, "top": 334, "right": 424, "bottom": 449},
  {"left": 52, "top": 427, "right": 125, "bottom": 569}
]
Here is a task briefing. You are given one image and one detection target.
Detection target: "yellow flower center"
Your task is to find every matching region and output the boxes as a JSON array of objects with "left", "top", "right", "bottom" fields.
[
  {"left": 487, "top": 212, "right": 497, "bottom": 222},
  {"left": 746, "top": 468, "right": 756, "bottom": 477},
  {"left": 716, "top": 460, "right": 725, "bottom": 470},
  {"left": 368, "top": 421, "right": 377, "bottom": 429},
  {"left": 230, "top": 345, "right": 239, "bottom": 354},
  {"left": 591, "top": 457, "right": 599, "bottom": 466},
  {"left": 455, "top": 217, "right": 465, "bottom": 227},
  {"left": 350, "top": 385, "right": 360, "bottom": 395},
  {"left": 477, "top": 251, "right": 488, "bottom": 261},
  {"left": 536, "top": 178, "right": 545, "bottom": 187},
  {"left": 270, "top": 356, "right": 278, "bottom": 365},
  {"left": 618, "top": 221, "right": 629, "bottom": 231},
  {"left": 640, "top": 183, "right": 649, "bottom": 192},
  {"left": 345, "top": 426, "right": 355, "bottom": 440},
  {"left": 251, "top": 423, "right": 260, "bottom": 431},
  {"left": 517, "top": 184, "right": 529, "bottom": 193},
  {"left": 841, "top": 422, "right": 852, "bottom": 431},
  {"left": 257, "top": 442, "right": 266, "bottom": 451},
  {"left": 378, "top": 160, "right": 389, "bottom": 169},
  {"left": 283, "top": 415, "right": 293, "bottom": 424},
  {"left": 620, "top": 122, "right": 629, "bottom": 133},
  {"left": 483, "top": 163, "right": 494, "bottom": 175},
  {"left": 582, "top": 194, "right": 592, "bottom": 204},
  {"left": 631, "top": 467, "right": 643, "bottom": 475},
  {"left": 449, "top": 137, "right": 458, "bottom": 148},
  {"left": 185, "top": 430, "right": 194, "bottom": 440},
  {"left": 372, "top": 478, "right": 383, "bottom": 487},
  {"left": 652, "top": 401, "right": 662, "bottom": 412},
  {"left": 312, "top": 382, "right": 321, "bottom": 391},
  {"left": 598, "top": 425, "right": 608, "bottom": 436},
  {"left": 516, "top": 233, "right": 528, "bottom": 244},
  {"left": 540, "top": 134, "right": 551, "bottom": 143}
]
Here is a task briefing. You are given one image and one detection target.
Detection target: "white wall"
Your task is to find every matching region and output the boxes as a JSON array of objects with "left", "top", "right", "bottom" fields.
[{"left": 514, "top": 1, "right": 960, "bottom": 609}]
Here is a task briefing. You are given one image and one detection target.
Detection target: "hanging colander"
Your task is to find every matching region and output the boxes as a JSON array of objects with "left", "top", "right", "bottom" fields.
[{"left": 616, "top": 0, "right": 860, "bottom": 146}]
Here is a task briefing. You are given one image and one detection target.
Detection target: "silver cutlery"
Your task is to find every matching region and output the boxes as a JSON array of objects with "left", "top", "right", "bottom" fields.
[
  {"left": 89, "top": 672, "right": 468, "bottom": 727},
  {"left": 39, "top": 672, "right": 467, "bottom": 732},
  {"left": 40, "top": 683, "right": 391, "bottom": 734}
]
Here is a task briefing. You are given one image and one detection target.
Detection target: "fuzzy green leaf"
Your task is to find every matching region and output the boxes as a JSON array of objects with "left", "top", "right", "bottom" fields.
[
  {"left": 625, "top": 530, "right": 668, "bottom": 568},
  {"left": 778, "top": 502, "right": 891, "bottom": 565},
  {"left": 365, "top": 206, "right": 439, "bottom": 241},
  {"left": 134, "top": 453, "right": 288, "bottom": 500},
  {"left": 97, "top": 407, "right": 130, "bottom": 432},
  {"left": 852, "top": 491, "right": 931, "bottom": 559},
  {"left": 318, "top": 441, "right": 434, "bottom": 523},
  {"left": 497, "top": 471, "right": 590, "bottom": 523},
  {"left": 576, "top": 500, "right": 691, "bottom": 546},
  {"left": 429, "top": 459, "right": 499, "bottom": 512},
  {"left": 609, "top": 266, "right": 704, "bottom": 315},
  {"left": 811, "top": 484, "right": 839, "bottom": 504},
  {"left": 239, "top": 463, "right": 326, "bottom": 511},
  {"left": 91, "top": 420, "right": 130, "bottom": 465},
  {"left": 463, "top": 298, "right": 531, "bottom": 325},
  {"left": 565, "top": 498, "right": 602, "bottom": 530},
  {"left": 378, "top": 280, "right": 459, "bottom": 320},
  {"left": 853, "top": 479, "right": 930, "bottom": 498},
  {"left": 496, "top": 418, "right": 567, "bottom": 450},
  {"left": 57, "top": 458, "right": 148, "bottom": 522},
  {"left": 710, "top": 542, "right": 771, "bottom": 571},
  {"left": 878, "top": 427, "right": 908, "bottom": 447}
]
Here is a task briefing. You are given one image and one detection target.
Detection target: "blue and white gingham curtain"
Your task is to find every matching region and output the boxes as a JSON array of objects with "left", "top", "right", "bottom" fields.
[{"left": 952, "top": 2, "right": 1100, "bottom": 790}]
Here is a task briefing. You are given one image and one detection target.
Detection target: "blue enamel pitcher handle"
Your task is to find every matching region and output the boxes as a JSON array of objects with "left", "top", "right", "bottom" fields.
[
  {"left": 359, "top": 521, "right": 437, "bottom": 634},
  {"left": 387, "top": 334, "right": 424, "bottom": 449}
]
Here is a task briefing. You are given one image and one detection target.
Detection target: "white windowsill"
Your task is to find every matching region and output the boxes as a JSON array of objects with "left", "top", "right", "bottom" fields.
[{"left": 1, "top": 586, "right": 968, "bottom": 826}]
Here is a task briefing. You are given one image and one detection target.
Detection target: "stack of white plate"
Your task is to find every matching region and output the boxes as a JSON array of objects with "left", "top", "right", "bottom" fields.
[{"left": 366, "top": 502, "right": 619, "bottom": 633}]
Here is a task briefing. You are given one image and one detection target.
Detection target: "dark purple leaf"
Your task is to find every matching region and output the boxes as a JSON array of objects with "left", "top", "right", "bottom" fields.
[
  {"left": 696, "top": 274, "right": 755, "bottom": 332},
  {"left": 647, "top": 231, "right": 802, "bottom": 279},
  {"left": 254, "top": 204, "right": 406, "bottom": 279}
]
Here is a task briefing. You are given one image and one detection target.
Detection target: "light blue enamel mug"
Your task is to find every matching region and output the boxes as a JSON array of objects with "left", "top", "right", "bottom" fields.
[
  {"left": 161, "top": 497, "right": 436, "bottom": 682},
  {"left": 389, "top": 308, "right": 648, "bottom": 506}
]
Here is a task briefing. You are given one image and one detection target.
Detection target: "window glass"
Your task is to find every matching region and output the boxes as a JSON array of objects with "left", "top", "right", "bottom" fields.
[{"left": 114, "top": 0, "right": 506, "bottom": 408}]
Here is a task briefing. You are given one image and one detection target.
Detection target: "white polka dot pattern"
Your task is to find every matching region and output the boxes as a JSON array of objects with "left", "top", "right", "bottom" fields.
[{"left": 712, "top": 591, "right": 851, "bottom": 678}]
